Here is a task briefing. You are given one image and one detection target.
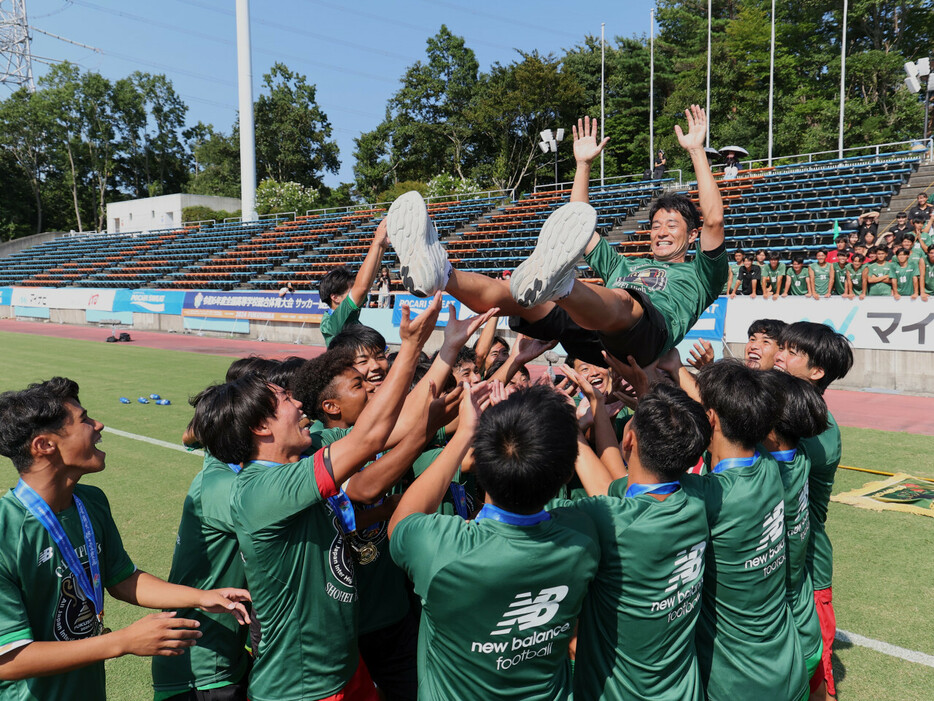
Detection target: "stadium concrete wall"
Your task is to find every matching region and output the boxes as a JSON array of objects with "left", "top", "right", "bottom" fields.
[
  {"left": 1, "top": 288, "right": 932, "bottom": 395},
  {"left": 0, "top": 232, "right": 71, "bottom": 259}
]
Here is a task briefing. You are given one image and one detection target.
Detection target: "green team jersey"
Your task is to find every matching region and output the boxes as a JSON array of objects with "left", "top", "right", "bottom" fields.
[
  {"left": 811, "top": 262, "right": 832, "bottom": 295},
  {"left": 681, "top": 453, "right": 807, "bottom": 701},
  {"left": 571, "top": 481, "right": 709, "bottom": 701},
  {"left": 892, "top": 261, "right": 918, "bottom": 295},
  {"left": 585, "top": 237, "right": 728, "bottom": 354},
  {"left": 866, "top": 261, "right": 894, "bottom": 296},
  {"left": 786, "top": 267, "right": 810, "bottom": 296},
  {"left": 725, "top": 262, "right": 740, "bottom": 295},
  {"left": 0, "top": 484, "right": 136, "bottom": 701},
  {"left": 763, "top": 263, "right": 785, "bottom": 293},
  {"left": 390, "top": 509, "right": 600, "bottom": 701},
  {"left": 231, "top": 449, "right": 359, "bottom": 701},
  {"left": 774, "top": 448, "right": 821, "bottom": 660},
  {"left": 320, "top": 295, "right": 361, "bottom": 347},
  {"left": 831, "top": 263, "right": 849, "bottom": 295},
  {"left": 800, "top": 413, "right": 841, "bottom": 591},
  {"left": 845, "top": 264, "right": 865, "bottom": 294},
  {"left": 412, "top": 447, "right": 479, "bottom": 517},
  {"left": 152, "top": 454, "right": 249, "bottom": 698},
  {"left": 924, "top": 260, "right": 934, "bottom": 294},
  {"left": 316, "top": 426, "right": 410, "bottom": 635}
]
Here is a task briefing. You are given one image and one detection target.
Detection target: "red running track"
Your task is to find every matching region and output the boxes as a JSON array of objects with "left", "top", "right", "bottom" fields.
[{"left": 2, "top": 318, "right": 932, "bottom": 436}]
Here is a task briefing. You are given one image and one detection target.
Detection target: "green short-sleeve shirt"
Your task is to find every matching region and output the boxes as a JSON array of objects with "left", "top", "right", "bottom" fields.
[
  {"left": 571, "top": 482, "right": 709, "bottom": 701},
  {"left": 681, "top": 454, "right": 807, "bottom": 701},
  {"left": 763, "top": 263, "right": 785, "bottom": 293},
  {"left": 786, "top": 267, "right": 810, "bottom": 296},
  {"left": 800, "top": 413, "right": 841, "bottom": 591},
  {"left": 924, "top": 260, "right": 934, "bottom": 294},
  {"left": 892, "top": 261, "right": 919, "bottom": 295},
  {"left": 0, "top": 484, "right": 136, "bottom": 701},
  {"left": 390, "top": 509, "right": 600, "bottom": 701},
  {"left": 231, "top": 450, "right": 359, "bottom": 701},
  {"left": 152, "top": 454, "right": 249, "bottom": 697},
  {"left": 866, "top": 262, "right": 894, "bottom": 296},
  {"left": 584, "top": 237, "right": 728, "bottom": 353},
  {"left": 811, "top": 263, "right": 832, "bottom": 295},
  {"left": 320, "top": 295, "right": 361, "bottom": 347},
  {"left": 831, "top": 263, "right": 849, "bottom": 295}
]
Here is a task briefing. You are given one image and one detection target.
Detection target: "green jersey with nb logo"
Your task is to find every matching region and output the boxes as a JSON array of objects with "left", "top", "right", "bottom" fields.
[
  {"left": 152, "top": 453, "right": 250, "bottom": 698},
  {"left": 0, "top": 485, "right": 136, "bottom": 701},
  {"left": 812, "top": 263, "right": 832, "bottom": 295},
  {"left": 787, "top": 267, "right": 810, "bottom": 296},
  {"left": 681, "top": 453, "right": 807, "bottom": 701},
  {"left": 892, "top": 261, "right": 919, "bottom": 295},
  {"left": 866, "top": 261, "right": 894, "bottom": 296},
  {"left": 800, "top": 413, "right": 842, "bottom": 591},
  {"left": 571, "top": 481, "right": 709, "bottom": 701},
  {"left": 763, "top": 263, "right": 785, "bottom": 294},
  {"left": 390, "top": 509, "right": 599, "bottom": 701},
  {"left": 585, "top": 237, "right": 728, "bottom": 354}
]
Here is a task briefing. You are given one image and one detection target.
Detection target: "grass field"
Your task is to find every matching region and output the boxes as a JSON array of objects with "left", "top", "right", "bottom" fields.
[{"left": 0, "top": 330, "right": 932, "bottom": 700}]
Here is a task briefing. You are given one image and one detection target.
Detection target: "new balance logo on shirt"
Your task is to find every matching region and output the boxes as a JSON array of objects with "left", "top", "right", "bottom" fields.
[
  {"left": 756, "top": 502, "right": 785, "bottom": 552},
  {"left": 665, "top": 541, "right": 706, "bottom": 593},
  {"left": 491, "top": 586, "right": 568, "bottom": 635}
]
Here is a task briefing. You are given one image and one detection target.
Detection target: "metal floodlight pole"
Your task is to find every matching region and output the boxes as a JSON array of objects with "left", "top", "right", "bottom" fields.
[
  {"left": 767, "top": 0, "right": 776, "bottom": 167},
  {"left": 838, "top": 0, "right": 848, "bottom": 159},
  {"left": 0, "top": 0, "right": 35, "bottom": 90},
  {"left": 706, "top": 0, "right": 711, "bottom": 148},
  {"left": 236, "top": 0, "right": 258, "bottom": 222},
  {"left": 649, "top": 8, "right": 655, "bottom": 172},
  {"left": 600, "top": 22, "right": 606, "bottom": 187}
]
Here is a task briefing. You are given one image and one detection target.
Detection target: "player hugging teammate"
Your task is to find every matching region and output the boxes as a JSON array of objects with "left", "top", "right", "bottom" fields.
[{"left": 0, "top": 104, "right": 854, "bottom": 701}]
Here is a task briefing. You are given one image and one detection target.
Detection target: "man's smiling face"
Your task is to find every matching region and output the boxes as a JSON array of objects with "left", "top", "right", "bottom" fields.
[{"left": 650, "top": 209, "right": 696, "bottom": 262}]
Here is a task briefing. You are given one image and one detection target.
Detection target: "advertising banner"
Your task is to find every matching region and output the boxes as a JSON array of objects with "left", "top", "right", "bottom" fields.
[
  {"left": 685, "top": 297, "right": 728, "bottom": 340},
  {"left": 10, "top": 287, "right": 116, "bottom": 311},
  {"left": 0, "top": 287, "right": 10, "bottom": 306},
  {"left": 113, "top": 289, "right": 187, "bottom": 315},
  {"left": 182, "top": 290, "right": 327, "bottom": 322},
  {"left": 724, "top": 297, "right": 934, "bottom": 352},
  {"left": 391, "top": 294, "right": 461, "bottom": 327}
]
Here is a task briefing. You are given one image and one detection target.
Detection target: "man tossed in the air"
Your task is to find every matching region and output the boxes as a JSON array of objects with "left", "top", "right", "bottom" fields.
[{"left": 387, "top": 105, "right": 727, "bottom": 367}]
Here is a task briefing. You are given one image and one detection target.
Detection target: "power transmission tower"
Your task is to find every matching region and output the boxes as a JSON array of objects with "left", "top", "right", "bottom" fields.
[{"left": 0, "top": 0, "right": 34, "bottom": 90}]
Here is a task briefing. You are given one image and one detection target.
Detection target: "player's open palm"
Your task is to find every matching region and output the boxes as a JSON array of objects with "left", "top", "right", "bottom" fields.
[
  {"left": 674, "top": 105, "right": 707, "bottom": 152},
  {"left": 400, "top": 292, "right": 442, "bottom": 348},
  {"left": 572, "top": 116, "right": 609, "bottom": 165}
]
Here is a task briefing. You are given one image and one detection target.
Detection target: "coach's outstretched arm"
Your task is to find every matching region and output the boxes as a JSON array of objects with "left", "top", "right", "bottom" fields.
[
  {"left": 570, "top": 116, "right": 609, "bottom": 256},
  {"left": 676, "top": 105, "right": 724, "bottom": 252},
  {"left": 327, "top": 293, "right": 441, "bottom": 485},
  {"left": 348, "top": 219, "right": 389, "bottom": 308}
]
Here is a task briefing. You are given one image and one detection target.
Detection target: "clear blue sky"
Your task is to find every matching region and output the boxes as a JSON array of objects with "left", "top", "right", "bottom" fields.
[{"left": 25, "top": 0, "right": 656, "bottom": 188}]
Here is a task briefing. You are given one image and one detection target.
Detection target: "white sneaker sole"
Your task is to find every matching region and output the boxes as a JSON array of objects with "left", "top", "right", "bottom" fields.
[
  {"left": 510, "top": 202, "right": 597, "bottom": 308},
  {"left": 386, "top": 191, "right": 450, "bottom": 297}
]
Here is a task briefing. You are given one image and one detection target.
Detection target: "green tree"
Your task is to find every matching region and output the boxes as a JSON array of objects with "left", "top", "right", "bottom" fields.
[
  {"left": 187, "top": 122, "right": 241, "bottom": 197},
  {"left": 255, "top": 178, "right": 319, "bottom": 215},
  {"left": 254, "top": 63, "right": 340, "bottom": 188},
  {"left": 0, "top": 87, "right": 54, "bottom": 234}
]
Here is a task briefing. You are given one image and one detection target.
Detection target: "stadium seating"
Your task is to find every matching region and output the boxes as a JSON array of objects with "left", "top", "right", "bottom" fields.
[{"left": 0, "top": 151, "right": 923, "bottom": 294}]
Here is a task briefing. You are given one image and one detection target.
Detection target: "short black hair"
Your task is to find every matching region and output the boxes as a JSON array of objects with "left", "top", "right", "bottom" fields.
[
  {"left": 319, "top": 266, "right": 354, "bottom": 308},
  {"left": 226, "top": 355, "right": 280, "bottom": 382},
  {"left": 851, "top": 253, "right": 865, "bottom": 263},
  {"left": 791, "top": 253, "right": 805, "bottom": 264},
  {"left": 649, "top": 193, "right": 701, "bottom": 231},
  {"left": 747, "top": 319, "right": 787, "bottom": 340},
  {"left": 778, "top": 322, "right": 854, "bottom": 393},
  {"left": 760, "top": 371, "right": 828, "bottom": 444},
  {"left": 732, "top": 248, "right": 745, "bottom": 257},
  {"left": 190, "top": 374, "right": 277, "bottom": 465},
  {"left": 631, "top": 384, "right": 711, "bottom": 481},
  {"left": 769, "top": 250, "right": 781, "bottom": 260},
  {"left": 473, "top": 386, "right": 579, "bottom": 513},
  {"left": 0, "top": 377, "right": 81, "bottom": 473},
  {"left": 896, "top": 247, "right": 910, "bottom": 257},
  {"left": 912, "top": 216, "right": 925, "bottom": 225},
  {"left": 291, "top": 348, "right": 358, "bottom": 423},
  {"left": 266, "top": 356, "right": 306, "bottom": 389},
  {"left": 696, "top": 360, "right": 780, "bottom": 449},
  {"left": 901, "top": 233, "right": 916, "bottom": 243},
  {"left": 454, "top": 346, "right": 477, "bottom": 370},
  {"left": 328, "top": 324, "right": 386, "bottom": 354}
]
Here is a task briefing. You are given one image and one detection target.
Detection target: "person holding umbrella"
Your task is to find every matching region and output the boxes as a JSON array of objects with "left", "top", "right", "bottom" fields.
[{"left": 720, "top": 146, "right": 748, "bottom": 180}]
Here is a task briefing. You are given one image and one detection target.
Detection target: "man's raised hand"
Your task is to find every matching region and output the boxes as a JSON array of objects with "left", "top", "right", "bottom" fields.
[
  {"left": 572, "top": 116, "right": 610, "bottom": 166},
  {"left": 196, "top": 588, "right": 252, "bottom": 625},
  {"left": 399, "top": 292, "right": 442, "bottom": 349},
  {"left": 443, "top": 305, "right": 499, "bottom": 353},
  {"left": 674, "top": 104, "right": 708, "bottom": 153}
]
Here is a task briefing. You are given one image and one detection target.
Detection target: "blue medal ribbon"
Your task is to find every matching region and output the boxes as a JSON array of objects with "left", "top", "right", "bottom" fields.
[
  {"left": 12, "top": 481, "right": 104, "bottom": 620},
  {"left": 770, "top": 448, "right": 796, "bottom": 462},
  {"left": 712, "top": 451, "right": 760, "bottom": 474},
  {"left": 226, "top": 462, "right": 242, "bottom": 473},
  {"left": 449, "top": 483, "right": 469, "bottom": 519},
  {"left": 475, "top": 503, "right": 551, "bottom": 526},
  {"left": 624, "top": 481, "right": 680, "bottom": 498},
  {"left": 327, "top": 489, "right": 358, "bottom": 535}
]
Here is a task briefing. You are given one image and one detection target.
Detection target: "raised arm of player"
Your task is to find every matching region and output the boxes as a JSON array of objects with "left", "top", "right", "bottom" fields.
[
  {"left": 675, "top": 105, "right": 724, "bottom": 253},
  {"left": 348, "top": 219, "right": 389, "bottom": 307},
  {"left": 563, "top": 365, "right": 626, "bottom": 484},
  {"left": 571, "top": 116, "right": 610, "bottom": 255},
  {"left": 328, "top": 294, "right": 441, "bottom": 485},
  {"left": 108, "top": 571, "right": 250, "bottom": 624}
]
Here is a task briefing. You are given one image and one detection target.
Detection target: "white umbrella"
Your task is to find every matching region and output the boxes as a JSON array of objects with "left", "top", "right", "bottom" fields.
[{"left": 720, "top": 145, "right": 750, "bottom": 157}]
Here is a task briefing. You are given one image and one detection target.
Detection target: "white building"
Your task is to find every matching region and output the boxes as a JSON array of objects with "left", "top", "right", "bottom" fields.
[{"left": 106, "top": 194, "right": 242, "bottom": 233}]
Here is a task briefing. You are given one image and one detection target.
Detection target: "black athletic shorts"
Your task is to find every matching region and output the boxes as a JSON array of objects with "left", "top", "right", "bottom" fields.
[
  {"left": 163, "top": 678, "right": 248, "bottom": 701},
  {"left": 358, "top": 605, "right": 419, "bottom": 701},
  {"left": 509, "top": 289, "right": 669, "bottom": 368}
]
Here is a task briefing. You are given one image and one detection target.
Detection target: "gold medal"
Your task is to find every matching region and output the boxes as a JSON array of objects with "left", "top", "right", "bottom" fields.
[{"left": 350, "top": 538, "right": 378, "bottom": 565}]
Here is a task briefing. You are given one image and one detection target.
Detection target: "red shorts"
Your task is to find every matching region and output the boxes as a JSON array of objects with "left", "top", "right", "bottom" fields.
[
  {"left": 809, "top": 587, "right": 836, "bottom": 696},
  {"left": 315, "top": 658, "right": 379, "bottom": 701}
]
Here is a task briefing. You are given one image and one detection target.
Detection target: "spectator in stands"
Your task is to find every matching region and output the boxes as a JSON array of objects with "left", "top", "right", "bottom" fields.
[
  {"left": 722, "top": 151, "right": 742, "bottom": 180},
  {"left": 891, "top": 247, "right": 920, "bottom": 300},
  {"left": 852, "top": 243, "right": 869, "bottom": 261},
  {"left": 898, "top": 233, "right": 924, "bottom": 265},
  {"left": 376, "top": 266, "right": 392, "bottom": 309},
  {"left": 866, "top": 246, "right": 896, "bottom": 296},
  {"left": 856, "top": 211, "right": 879, "bottom": 245},
  {"left": 760, "top": 251, "right": 785, "bottom": 300},
  {"left": 783, "top": 254, "right": 812, "bottom": 296},
  {"left": 730, "top": 255, "right": 761, "bottom": 298},
  {"left": 278, "top": 282, "right": 294, "bottom": 297},
  {"left": 499, "top": 270, "right": 512, "bottom": 281},
  {"left": 826, "top": 234, "right": 850, "bottom": 264},
  {"left": 810, "top": 249, "right": 834, "bottom": 299},
  {"left": 877, "top": 230, "right": 897, "bottom": 256},
  {"left": 319, "top": 220, "right": 389, "bottom": 346},
  {"left": 755, "top": 249, "right": 768, "bottom": 274},
  {"left": 726, "top": 249, "right": 745, "bottom": 296},
  {"left": 831, "top": 255, "right": 849, "bottom": 296},
  {"left": 845, "top": 253, "right": 867, "bottom": 299},
  {"left": 909, "top": 217, "right": 929, "bottom": 255},
  {"left": 922, "top": 247, "right": 934, "bottom": 300},
  {"left": 907, "top": 192, "right": 932, "bottom": 223},
  {"left": 888, "top": 212, "right": 911, "bottom": 242},
  {"left": 919, "top": 212, "right": 934, "bottom": 253},
  {"left": 653, "top": 149, "right": 667, "bottom": 180}
]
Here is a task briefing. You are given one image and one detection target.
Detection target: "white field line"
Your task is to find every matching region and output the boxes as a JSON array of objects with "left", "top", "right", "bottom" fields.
[
  {"left": 836, "top": 629, "right": 934, "bottom": 668},
  {"left": 103, "top": 427, "right": 203, "bottom": 457}
]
